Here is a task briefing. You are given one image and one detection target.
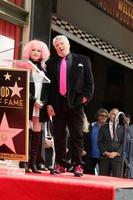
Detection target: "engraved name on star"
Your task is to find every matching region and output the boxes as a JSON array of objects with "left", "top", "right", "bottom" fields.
[
  {"left": 9, "top": 81, "right": 23, "bottom": 98},
  {"left": 4, "top": 72, "right": 12, "bottom": 80},
  {"left": 0, "top": 113, "right": 23, "bottom": 153}
]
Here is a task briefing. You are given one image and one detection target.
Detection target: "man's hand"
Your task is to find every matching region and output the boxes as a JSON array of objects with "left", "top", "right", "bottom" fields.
[
  {"left": 82, "top": 96, "right": 88, "bottom": 104},
  {"left": 108, "top": 152, "right": 120, "bottom": 159},
  {"left": 47, "top": 105, "right": 56, "bottom": 117},
  {"left": 103, "top": 151, "right": 120, "bottom": 159}
]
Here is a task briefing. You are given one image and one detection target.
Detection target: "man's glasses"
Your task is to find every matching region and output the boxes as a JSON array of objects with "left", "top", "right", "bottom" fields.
[{"left": 99, "top": 114, "right": 108, "bottom": 118}]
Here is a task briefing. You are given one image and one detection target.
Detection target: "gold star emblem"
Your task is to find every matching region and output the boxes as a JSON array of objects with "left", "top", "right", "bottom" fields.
[
  {"left": 4, "top": 72, "right": 12, "bottom": 80},
  {"left": 9, "top": 81, "right": 23, "bottom": 98}
]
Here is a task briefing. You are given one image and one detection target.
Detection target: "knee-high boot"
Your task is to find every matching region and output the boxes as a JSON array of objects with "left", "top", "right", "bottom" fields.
[
  {"left": 36, "top": 132, "right": 45, "bottom": 170},
  {"left": 30, "top": 131, "right": 42, "bottom": 173},
  {"left": 19, "top": 129, "right": 32, "bottom": 172},
  {"left": 25, "top": 129, "right": 32, "bottom": 172}
]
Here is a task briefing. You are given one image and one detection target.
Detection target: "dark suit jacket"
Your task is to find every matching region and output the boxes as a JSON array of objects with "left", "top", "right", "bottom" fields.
[
  {"left": 46, "top": 53, "right": 94, "bottom": 111},
  {"left": 98, "top": 123, "right": 125, "bottom": 161}
]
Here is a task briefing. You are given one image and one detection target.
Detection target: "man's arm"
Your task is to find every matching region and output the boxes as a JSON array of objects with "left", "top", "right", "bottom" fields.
[{"left": 83, "top": 56, "right": 94, "bottom": 103}]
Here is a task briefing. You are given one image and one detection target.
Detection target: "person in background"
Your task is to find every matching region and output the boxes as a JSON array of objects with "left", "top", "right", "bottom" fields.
[
  {"left": 124, "top": 114, "right": 133, "bottom": 178},
  {"left": 85, "top": 108, "right": 109, "bottom": 174},
  {"left": 81, "top": 112, "right": 90, "bottom": 173},
  {"left": 98, "top": 108, "right": 125, "bottom": 177},
  {"left": 22, "top": 39, "right": 50, "bottom": 173},
  {"left": 46, "top": 35, "right": 94, "bottom": 177}
]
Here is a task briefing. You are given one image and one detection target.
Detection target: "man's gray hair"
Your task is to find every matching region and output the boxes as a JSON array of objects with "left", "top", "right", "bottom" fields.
[
  {"left": 95, "top": 108, "right": 109, "bottom": 119},
  {"left": 53, "top": 35, "right": 70, "bottom": 46}
]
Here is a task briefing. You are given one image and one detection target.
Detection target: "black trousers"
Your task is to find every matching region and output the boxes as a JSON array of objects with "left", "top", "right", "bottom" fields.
[
  {"left": 87, "top": 157, "right": 100, "bottom": 175},
  {"left": 53, "top": 97, "right": 84, "bottom": 167},
  {"left": 99, "top": 157, "right": 122, "bottom": 177}
]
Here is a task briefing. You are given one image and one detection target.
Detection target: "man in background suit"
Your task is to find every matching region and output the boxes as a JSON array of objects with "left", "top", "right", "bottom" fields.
[
  {"left": 46, "top": 35, "right": 94, "bottom": 176},
  {"left": 98, "top": 108, "right": 125, "bottom": 177}
]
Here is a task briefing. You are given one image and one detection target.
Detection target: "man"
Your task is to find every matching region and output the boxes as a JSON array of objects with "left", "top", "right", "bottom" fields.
[
  {"left": 98, "top": 108, "right": 125, "bottom": 177},
  {"left": 46, "top": 35, "right": 94, "bottom": 176},
  {"left": 85, "top": 108, "right": 109, "bottom": 174}
]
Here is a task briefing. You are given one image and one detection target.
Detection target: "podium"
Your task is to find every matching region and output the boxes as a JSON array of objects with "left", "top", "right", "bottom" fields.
[{"left": 0, "top": 59, "right": 36, "bottom": 175}]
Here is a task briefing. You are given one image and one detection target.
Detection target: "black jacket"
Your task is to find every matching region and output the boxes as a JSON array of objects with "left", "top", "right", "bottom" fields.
[
  {"left": 98, "top": 123, "right": 125, "bottom": 161},
  {"left": 46, "top": 53, "right": 94, "bottom": 112}
]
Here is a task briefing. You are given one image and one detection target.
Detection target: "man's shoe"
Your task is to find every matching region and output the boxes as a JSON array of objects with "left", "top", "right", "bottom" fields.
[
  {"left": 37, "top": 163, "right": 48, "bottom": 171},
  {"left": 74, "top": 165, "right": 83, "bottom": 177},
  {"left": 50, "top": 164, "right": 66, "bottom": 175}
]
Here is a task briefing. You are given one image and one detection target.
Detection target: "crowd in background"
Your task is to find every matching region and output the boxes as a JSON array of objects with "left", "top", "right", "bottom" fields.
[{"left": 28, "top": 106, "right": 133, "bottom": 179}]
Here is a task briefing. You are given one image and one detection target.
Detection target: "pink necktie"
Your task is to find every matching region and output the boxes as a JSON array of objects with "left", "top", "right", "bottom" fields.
[{"left": 59, "top": 57, "right": 67, "bottom": 96}]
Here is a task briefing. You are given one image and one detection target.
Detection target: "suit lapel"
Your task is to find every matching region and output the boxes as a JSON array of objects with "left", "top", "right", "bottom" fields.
[
  {"left": 67, "top": 54, "right": 79, "bottom": 88},
  {"left": 52, "top": 57, "right": 60, "bottom": 88},
  {"left": 107, "top": 124, "right": 112, "bottom": 140},
  {"left": 57, "top": 58, "right": 60, "bottom": 87}
]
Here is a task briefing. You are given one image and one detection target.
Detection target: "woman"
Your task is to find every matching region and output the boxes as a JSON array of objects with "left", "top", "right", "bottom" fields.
[{"left": 23, "top": 39, "right": 50, "bottom": 173}]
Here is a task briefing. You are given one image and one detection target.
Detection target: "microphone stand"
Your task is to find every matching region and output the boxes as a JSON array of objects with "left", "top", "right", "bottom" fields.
[
  {"left": 114, "top": 112, "right": 130, "bottom": 178},
  {"left": 0, "top": 41, "right": 22, "bottom": 54}
]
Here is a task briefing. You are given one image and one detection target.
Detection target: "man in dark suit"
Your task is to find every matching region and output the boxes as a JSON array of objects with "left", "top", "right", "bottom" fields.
[
  {"left": 98, "top": 108, "right": 125, "bottom": 177},
  {"left": 46, "top": 35, "right": 94, "bottom": 176}
]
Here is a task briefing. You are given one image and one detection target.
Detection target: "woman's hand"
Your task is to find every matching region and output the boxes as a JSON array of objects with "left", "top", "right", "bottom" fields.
[{"left": 34, "top": 99, "right": 43, "bottom": 109}]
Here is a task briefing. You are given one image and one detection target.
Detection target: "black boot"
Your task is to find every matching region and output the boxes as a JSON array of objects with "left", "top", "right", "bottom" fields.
[
  {"left": 19, "top": 129, "right": 33, "bottom": 173},
  {"left": 30, "top": 131, "right": 42, "bottom": 173},
  {"left": 24, "top": 129, "right": 32, "bottom": 173},
  {"left": 36, "top": 132, "right": 48, "bottom": 171}
]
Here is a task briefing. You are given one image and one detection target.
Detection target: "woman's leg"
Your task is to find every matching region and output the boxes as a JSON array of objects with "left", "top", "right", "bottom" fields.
[{"left": 30, "top": 117, "right": 42, "bottom": 173}]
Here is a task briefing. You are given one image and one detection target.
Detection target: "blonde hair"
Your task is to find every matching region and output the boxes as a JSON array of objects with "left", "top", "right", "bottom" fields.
[{"left": 23, "top": 39, "right": 50, "bottom": 61}]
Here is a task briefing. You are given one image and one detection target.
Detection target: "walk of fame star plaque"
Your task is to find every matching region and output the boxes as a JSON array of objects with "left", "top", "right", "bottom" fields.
[{"left": 0, "top": 65, "right": 29, "bottom": 161}]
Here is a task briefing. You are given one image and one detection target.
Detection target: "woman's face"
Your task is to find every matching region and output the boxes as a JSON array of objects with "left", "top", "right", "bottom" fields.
[{"left": 30, "top": 45, "right": 42, "bottom": 61}]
